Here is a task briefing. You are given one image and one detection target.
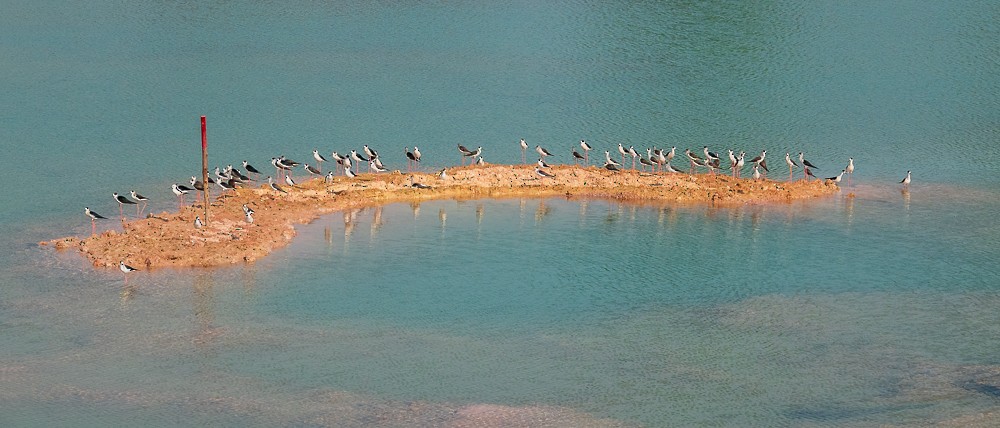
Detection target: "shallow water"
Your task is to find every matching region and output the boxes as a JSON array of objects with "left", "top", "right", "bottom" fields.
[{"left": 2, "top": 0, "right": 1000, "bottom": 426}]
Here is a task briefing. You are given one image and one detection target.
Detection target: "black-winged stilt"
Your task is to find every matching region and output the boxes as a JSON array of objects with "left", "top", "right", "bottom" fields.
[
  {"left": 798, "top": 152, "right": 818, "bottom": 180},
  {"left": 85, "top": 207, "right": 107, "bottom": 235},
  {"left": 267, "top": 176, "right": 288, "bottom": 193},
  {"left": 684, "top": 149, "right": 705, "bottom": 174},
  {"left": 604, "top": 150, "right": 621, "bottom": 169},
  {"left": 305, "top": 164, "right": 322, "bottom": 176},
  {"left": 370, "top": 160, "right": 388, "bottom": 173},
  {"left": 312, "top": 150, "right": 328, "bottom": 172},
  {"left": 405, "top": 147, "right": 416, "bottom": 171},
  {"left": 749, "top": 150, "right": 767, "bottom": 178},
  {"left": 628, "top": 146, "right": 640, "bottom": 170},
  {"left": 465, "top": 147, "right": 483, "bottom": 164},
  {"left": 900, "top": 170, "right": 911, "bottom": 187},
  {"left": 846, "top": 157, "right": 855, "bottom": 186},
  {"left": 535, "top": 167, "right": 556, "bottom": 178},
  {"left": 172, "top": 184, "right": 191, "bottom": 207},
  {"left": 243, "top": 160, "right": 261, "bottom": 178},
  {"left": 784, "top": 152, "right": 799, "bottom": 181},
  {"left": 520, "top": 139, "right": 528, "bottom": 163},
  {"left": 825, "top": 169, "right": 845, "bottom": 184},
  {"left": 349, "top": 150, "right": 368, "bottom": 173},
  {"left": 119, "top": 260, "right": 138, "bottom": 284},
  {"left": 535, "top": 145, "right": 554, "bottom": 159},
  {"left": 580, "top": 140, "right": 592, "bottom": 164},
  {"left": 129, "top": 190, "right": 148, "bottom": 217},
  {"left": 113, "top": 192, "right": 136, "bottom": 218},
  {"left": 194, "top": 216, "right": 204, "bottom": 229}
]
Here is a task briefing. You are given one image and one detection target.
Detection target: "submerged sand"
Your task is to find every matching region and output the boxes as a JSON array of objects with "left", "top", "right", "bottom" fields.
[{"left": 43, "top": 164, "right": 838, "bottom": 269}]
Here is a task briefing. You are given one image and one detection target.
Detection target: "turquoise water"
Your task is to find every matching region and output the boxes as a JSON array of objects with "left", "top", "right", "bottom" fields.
[{"left": 2, "top": 1, "right": 1000, "bottom": 426}]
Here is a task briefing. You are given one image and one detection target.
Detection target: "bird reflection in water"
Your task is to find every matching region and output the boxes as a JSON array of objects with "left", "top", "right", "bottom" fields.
[
  {"left": 343, "top": 208, "right": 359, "bottom": 249},
  {"left": 535, "top": 200, "right": 550, "bottom": 222},
  {"left": 844, "top": 194, "right": 855, "bottom": 227},
  {"left": 120, "top": 283, "right": 138, "bottom": 306},
  {"left": 370, "top": 206, "right": 383, "bottom": 239},
  {"left": 192, "top": 272, "right": 219, "bottom": 348},
  {"left": 410, "top": 201, "right": 421, "bottom": 219}
]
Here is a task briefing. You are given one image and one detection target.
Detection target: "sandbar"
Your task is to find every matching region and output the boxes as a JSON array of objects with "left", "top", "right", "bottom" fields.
[{"left": 43, "top": 164, "right": 838, "bottom": 269}]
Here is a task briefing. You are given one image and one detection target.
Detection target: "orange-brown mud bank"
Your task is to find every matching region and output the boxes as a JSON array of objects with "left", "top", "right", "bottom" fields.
[{"left": 42, "top": 164, "right": 838, "bottom": 269}]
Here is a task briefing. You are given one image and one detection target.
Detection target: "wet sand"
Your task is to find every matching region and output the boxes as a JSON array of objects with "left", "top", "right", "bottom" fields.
[{"left": 43, "top": 164, "right": 838, "bottom": 269}]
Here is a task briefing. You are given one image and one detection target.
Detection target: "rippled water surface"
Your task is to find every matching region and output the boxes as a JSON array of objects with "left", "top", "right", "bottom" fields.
[{"left": 2, "top": 1, "right": 999, "bottom": 426}]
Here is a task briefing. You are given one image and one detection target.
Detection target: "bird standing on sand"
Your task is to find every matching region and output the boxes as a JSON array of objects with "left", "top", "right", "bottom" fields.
[
  {"left": 535, "top": 167, "right": 556, "bottom": 178},
  {"left": 798, "top": 152, "right": 819, "bottom": 180},
  {"left": 245, "top": 210, "right": 254, "bottom": 224},
  {"left": 312, "top": 150, "right": 328, "bottom": 172},
  {"left": 129, "top": 190, "right": 148, "bottom": 217},
  {"left": 405, "top": 147, "right": 417, "bottom": 171},
  {"left": 284, "top": 174, "right": 297, "bottom": 187},
  {"left": 370, "top": 159, "right": 388, "bottom": 173},
  {"left": 784, "top": 153, "right": 799, "bottom": 181},
  {"left": 267, "top": 176, "right": 288, "bottom": 193},
  {"left": 194, "top": 216, "right": 204, "bottom": 229},
  {"left": 604, "top": 150, "right": 621, "bottom": 168},
  {"left": 749, "top": 150, "right": 767, "bottom": 178},
  {"left": 85, "top": 207, "right": 106, "bottom": 235},
  {"left": 113, "top": 192, "right": 136, "bottom": 219},
  {"left": 580, "top": 140, "right": 592, "bottom": 164},
  {"left": 349, "top": 150, "right": 368, "bottom": 173},
  {"left": 728, "top": 150, "right": 739, "bottom": 177},
  {"left": 305, "top": 164, "right": 322, "bottom": 176},
  {"left": 735, "top": 152, "right": 746, "bottom": 178},
  {"left": 628, "top": 146, "right": 640, "bottom": 170},
  {"left": 684, "top": 149, "right": 705, "bottom": 174},
  {"left": 172, "top": 184, "right": 191, "bottom": 206},
  {"left": 438, "top": 168, "right": 449, "bottom": 180},
  {"left": 537, "top": 158, "right": 551, "bottom": 169}
]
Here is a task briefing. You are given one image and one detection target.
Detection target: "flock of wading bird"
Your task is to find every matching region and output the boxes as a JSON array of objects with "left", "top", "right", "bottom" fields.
[{"left": 85, "top": 139, "right": 911, "bottom": 281}]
